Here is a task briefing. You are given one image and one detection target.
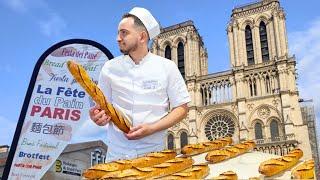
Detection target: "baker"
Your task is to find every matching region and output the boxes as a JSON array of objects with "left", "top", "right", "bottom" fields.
[{"left": 89, "top": 7, "right": 190, "bottom": 162}]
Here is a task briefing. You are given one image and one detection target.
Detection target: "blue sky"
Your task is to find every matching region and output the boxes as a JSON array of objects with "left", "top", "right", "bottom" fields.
[{"left": 0, "top": 0, "right": 319, "bottom": 146}]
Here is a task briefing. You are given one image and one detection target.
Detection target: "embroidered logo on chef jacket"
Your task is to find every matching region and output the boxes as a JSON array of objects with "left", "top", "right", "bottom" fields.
[{"left": 142, "top": 80, "right": 160, "bottom": 89}]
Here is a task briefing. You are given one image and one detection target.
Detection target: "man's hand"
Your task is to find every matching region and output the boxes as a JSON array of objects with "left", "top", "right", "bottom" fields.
[
  {"left": 125, "top": 103, "right": 189, "bottom": 140},
  {"left": 89, "top": 105, "right": 111, "bottom": 126},
  {"left": 125, "top": 123, "right": 155, "bottom": 140}
]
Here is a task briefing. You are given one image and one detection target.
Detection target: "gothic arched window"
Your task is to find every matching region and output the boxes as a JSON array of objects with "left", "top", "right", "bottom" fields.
[
  {"left": 245, "top": 25, "right": 255, "bottom": 65},
  {"left": 270, "top": 119, "right": 280, "bottom": 141},
  {"left": 177, "top": 42, "right": 185, "bottom": 78},
  {"left": 167, "top": 133, "right": 174, "bottom": 150},
  {"left": 201, "top": 86, "right": 207, "bottom": 106},
  {"left": 165, "top": 45, "right": 171, "bottom": 60},
  {"left": 259, "top": 21, "right": 269, "bottom": 62},
  {"left": 249, "top": 79, "right": 254, "bottom": 97},
  {"left": 253, "top": 79, "right": 257, "bottom": 96},
  {"left": 180, "top": 131, "right": 188, "bottom": 149},
  {"left": 254, "top": 122, "right": 263, "bottom": 139},
  {"left": 265, "top": 75, "right": 271, "bottom": 94},
  {"left": 249, "top": 78, "right": 257, "bottom": 97}
]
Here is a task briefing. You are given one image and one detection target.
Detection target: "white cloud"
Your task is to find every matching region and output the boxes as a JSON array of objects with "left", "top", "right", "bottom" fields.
[
  {"left": 0, "top": 116, "right": 18, "bottom": 146},
  {"left": 288, "top": 17, "right": 320, "bottom": 146},
  {"left": 4, "top": 64, "right": 13, "bottom": 73},
  {"left": 38, "top": 13, "right": 67, "bottom": 37},
  {"left": 2, "top": 0, "right": 27, "bottom": 13},
  {"left": 0, "top": 64, "right": 14, "bottom": 73},
  {"left": 2, "top": 0, "right": 67, "bottom": 38}
]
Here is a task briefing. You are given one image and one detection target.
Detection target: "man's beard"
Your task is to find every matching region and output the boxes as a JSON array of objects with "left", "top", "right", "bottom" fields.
[{"left": 120, "top": 42, "right": 138, "bottom": 55}]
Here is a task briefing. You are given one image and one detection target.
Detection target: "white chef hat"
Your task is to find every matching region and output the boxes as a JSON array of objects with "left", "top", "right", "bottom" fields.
[{"left": 128, "top": 7, "right": 160, "bottom": 39}]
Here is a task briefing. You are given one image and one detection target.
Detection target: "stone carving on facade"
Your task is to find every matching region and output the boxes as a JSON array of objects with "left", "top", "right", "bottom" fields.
[
  {"left": 272, "top": 98, "right": 279, "bottom": 107},
  {"left": 247, "top": 103, "right": 255, "bottom": 111},
  {"left": 172, "top": 122, "right": 180, "bottom": 131},
  {"left": 231, "top": 104, "right": 238, "bottom": 113},
  {"left": 233, "top": 1, "right": 277, "bottom": 19},
  {"left": 227, "top": 24, "right": 233, "bottom": 33},
  {"left": 258, "top": 106, "right": 271, "bottom": 119}
]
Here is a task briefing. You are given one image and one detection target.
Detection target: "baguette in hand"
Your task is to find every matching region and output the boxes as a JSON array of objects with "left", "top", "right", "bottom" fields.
[{"left": 67, "top": 60, "right": 131, "bottom": 133}]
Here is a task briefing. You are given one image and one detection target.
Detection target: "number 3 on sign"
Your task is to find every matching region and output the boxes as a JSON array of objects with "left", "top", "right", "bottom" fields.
[{"left": 55, "top": 160, "right": 62, "bottom": 173}]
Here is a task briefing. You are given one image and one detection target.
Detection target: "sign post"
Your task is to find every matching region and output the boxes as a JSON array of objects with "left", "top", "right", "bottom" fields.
[{"left": 3, "top": 39, "right": 113, "bottom": 179}]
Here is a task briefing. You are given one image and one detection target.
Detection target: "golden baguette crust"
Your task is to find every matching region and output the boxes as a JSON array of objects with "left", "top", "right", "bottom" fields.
[
  {"left": 205, "top": 140, "right": 256, "bottom": 163},
  {"left": 83, "top": 160, "right": 132, "bottom": 179},
  {"left": 181, "top": 137, "right": 232, "bottom": 156},
  {"left": 99, "top": 157, "right": 193, "bottom": 179},
  {"left": 162, "top": 163, "right": 209, "bottom": 179},
  {"left": 83, "top": 150, "right": 176, "bottom": 179},
  {"left": 291, "top": 159, "right": 314, "bottom": 179},
  {"left": 131, "top": 150, "right": 177, "bottom": 168},
  {"left": 212, "top": 171, "right": 238, "bottom": 180},
  {"left": 258, "top": 148, "right": 303, "bottom": 177},
  {"left": 67, "top": 60, "right": 131, "bottom": 133}
]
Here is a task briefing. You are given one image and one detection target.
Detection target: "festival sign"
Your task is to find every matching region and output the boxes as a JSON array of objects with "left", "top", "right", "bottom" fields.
[{"left": 3, "top": 39, "right": 113, "bottom": 179}]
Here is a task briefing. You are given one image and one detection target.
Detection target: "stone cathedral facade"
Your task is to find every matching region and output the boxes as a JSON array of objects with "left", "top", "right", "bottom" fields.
[{"left": 151, "top": 0, "right": 317, "bottom": 160}]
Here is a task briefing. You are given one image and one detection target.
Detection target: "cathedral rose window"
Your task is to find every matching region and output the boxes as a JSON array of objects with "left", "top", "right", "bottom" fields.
[{"left": 205, "top": 113, "right": 235, "bottom": 140}]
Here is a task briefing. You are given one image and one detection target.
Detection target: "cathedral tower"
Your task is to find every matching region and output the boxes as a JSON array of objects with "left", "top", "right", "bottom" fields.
[{"left": 227, "top": 0, "right": 312, "bottom": 158}]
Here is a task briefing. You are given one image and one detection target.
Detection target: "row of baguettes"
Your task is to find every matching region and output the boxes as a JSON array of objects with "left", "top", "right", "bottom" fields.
[
  {"left": 205, "top": 140, "right": 256, "bottom": 163},
  {"left": 181, "top": 137, "right": 232, "bottom": 156},
  {"left": 99, "top": 157, "right": 193, "bottom": 179},
  {"left": 159, "top": 163, "right": 209, "bottom": 179},
  {"left": 291, "top": 159, "right": 315, "bottom": 179},
  {"left": 67, "top": 60, "right": 131, "bottom": 133},
  {"left": 258, "top": 149, "right": 303, "bottom": 177},
  {"left": 83, "top": 150, "right": 176, "bottom": 179}
]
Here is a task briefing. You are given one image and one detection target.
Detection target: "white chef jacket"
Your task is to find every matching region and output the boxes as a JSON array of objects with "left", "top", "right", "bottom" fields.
[{"left": 98, "top": 52, "right": 190, "bottom": 162}]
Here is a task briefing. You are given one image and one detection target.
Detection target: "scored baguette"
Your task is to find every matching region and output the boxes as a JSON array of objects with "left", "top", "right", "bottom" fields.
[
  {"left": 83, "top": 159, "right": 132, "bottom": 180},
  {"left": 83, "top": 150, "right": 176, "bottom": 179},
  {"left": 181, "top": 137, "right": 232, "bottom": 156},
  {"left": 161, "top": 163, "right": 209, "bottom": 179},
  {"left": 67, "top": 60, "right": 131, "bottom": 133},
  {"left": 258, "top": 148, "right": 303, "bottom": 177},
  {"left": 99, "top": 157, "right": 194, "bottom": 179},
  {"left": 205, "top": 140, "right": 256, "bottom": 163},
  {"left": 212, "top": 171, "right": 238, "bottom": 180},
  {"left": 291, "top": 159, "right": 314, "bottom": 179}
]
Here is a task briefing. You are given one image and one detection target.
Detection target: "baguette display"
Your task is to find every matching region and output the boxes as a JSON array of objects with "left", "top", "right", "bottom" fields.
[
  {"left": 99, "top": 157, "right": 193, "bottom": 179},
  {"left": 161, "top": 163, "right": 209, "bottom": 179},
  {"left": 83, "top": 150, "right": 176, "bottom": 179},
  {"left": 291, "top": 159, "right": 314, "bottom": 179},
  {"left": 258, "top": 148, "right": 303, "bottom": 177},
  {"left": 205, "top": 140, "right": 256, "bottom": 163},
  {"left": 212, "top": 171, "right": 238, "bottom": 180},
  {"left": 181, "top": 137, "right": 232, "bottom": 156},
  {"left": 67, "top": 60, "right": 131, "bottom": 133}
]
